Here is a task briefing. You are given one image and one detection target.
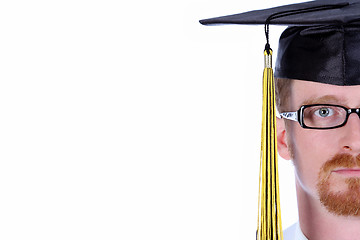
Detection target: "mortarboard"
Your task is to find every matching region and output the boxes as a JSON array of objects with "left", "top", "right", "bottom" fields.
[
  {"left": 200, "top": 1, "right": 360, "bottom": 239},
  {"left": 201, "top": 0, "right": 360, "bottom": 85}
]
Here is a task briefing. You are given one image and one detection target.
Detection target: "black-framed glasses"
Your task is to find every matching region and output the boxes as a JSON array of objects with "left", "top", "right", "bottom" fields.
[{"left": 280, "top": 104, "right": 360, "bottom": 129}]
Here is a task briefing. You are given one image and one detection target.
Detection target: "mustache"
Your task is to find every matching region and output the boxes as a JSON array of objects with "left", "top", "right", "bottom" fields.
[{"left": 321, "top": 153, "right": 360, "bottom": 174}]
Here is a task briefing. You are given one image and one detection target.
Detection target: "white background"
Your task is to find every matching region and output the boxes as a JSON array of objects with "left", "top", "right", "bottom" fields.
[{"left": 0, "top": 0, "right": 303, "bottom": 239}]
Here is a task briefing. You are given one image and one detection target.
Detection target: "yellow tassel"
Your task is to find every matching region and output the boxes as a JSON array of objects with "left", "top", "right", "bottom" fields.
[{"left": 256, "top": 49, "right": 283, "bottom": 240}]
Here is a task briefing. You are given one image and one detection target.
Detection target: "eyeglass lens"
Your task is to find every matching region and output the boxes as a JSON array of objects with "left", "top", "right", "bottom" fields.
[{"left": 303, "top": 105, "right": 347, "bottom": 128}]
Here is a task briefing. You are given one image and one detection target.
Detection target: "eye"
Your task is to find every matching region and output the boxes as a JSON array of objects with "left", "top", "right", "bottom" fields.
[{"left": 314, "top": 107, "right": 334, "bottom": 118}]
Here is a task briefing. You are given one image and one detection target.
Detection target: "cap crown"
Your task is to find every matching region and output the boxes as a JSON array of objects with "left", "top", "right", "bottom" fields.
[{"left": 275, "top": 24, "right": 360, "bottom": 85}]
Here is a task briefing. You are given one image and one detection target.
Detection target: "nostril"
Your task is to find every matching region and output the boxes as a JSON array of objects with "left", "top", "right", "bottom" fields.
[{"left": 344, "top": 146, "right": 352, "bottom": 150}]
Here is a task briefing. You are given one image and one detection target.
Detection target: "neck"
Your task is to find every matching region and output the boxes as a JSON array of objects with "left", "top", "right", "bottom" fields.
[{"left": 296, "top": 180, "right": 360, "bottom": 240}]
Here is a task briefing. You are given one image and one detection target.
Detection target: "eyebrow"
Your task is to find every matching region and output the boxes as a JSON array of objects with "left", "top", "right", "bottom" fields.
[{"left": 302, "top": 95, "right": 344, "bottom": 105}]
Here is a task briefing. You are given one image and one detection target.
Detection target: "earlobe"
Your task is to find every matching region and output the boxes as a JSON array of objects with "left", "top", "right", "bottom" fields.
[{"left": 276, "top": 117, "right": 292, "bottom": 160}]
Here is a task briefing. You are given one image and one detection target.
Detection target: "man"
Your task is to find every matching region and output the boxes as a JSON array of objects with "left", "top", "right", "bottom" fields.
[
  {"left": 277, "top": 79, "right": 360, "bottom": 240},
  {"left": 201, "top": 1, "right": 360, "bottom": 239}
]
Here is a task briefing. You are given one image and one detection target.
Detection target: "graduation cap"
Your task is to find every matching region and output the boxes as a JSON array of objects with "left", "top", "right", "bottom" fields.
[{"left": 200, "top": 1, "right": 360, "bottom": 239}]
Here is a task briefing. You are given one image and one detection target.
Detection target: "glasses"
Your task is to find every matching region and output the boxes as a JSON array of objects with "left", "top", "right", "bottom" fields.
[{"left": 280, "top": 104, "right": 360, "bottom": 129}]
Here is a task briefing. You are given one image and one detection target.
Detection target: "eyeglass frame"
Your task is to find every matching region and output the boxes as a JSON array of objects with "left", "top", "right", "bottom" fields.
[{"left": 279, "top": 104, "right": 360, "bottom": 130}]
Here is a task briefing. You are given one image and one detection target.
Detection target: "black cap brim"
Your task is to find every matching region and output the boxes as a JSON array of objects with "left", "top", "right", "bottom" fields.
[{"left": 200, "top": 0, "right": 360, "bottom": 26}]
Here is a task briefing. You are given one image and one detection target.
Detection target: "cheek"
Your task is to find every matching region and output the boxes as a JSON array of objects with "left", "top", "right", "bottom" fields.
[{"left": 289, "top": 128, "right": 337, "bottom": 194}]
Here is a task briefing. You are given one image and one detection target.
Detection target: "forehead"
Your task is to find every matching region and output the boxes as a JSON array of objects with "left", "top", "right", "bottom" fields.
[{"left": 291, "top": 80, "right": 360, "bottom": 108}]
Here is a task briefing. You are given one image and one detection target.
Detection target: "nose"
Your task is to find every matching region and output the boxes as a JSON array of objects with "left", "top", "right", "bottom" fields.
[{"left": 340, "top": 113, "right": 360, "bottom": 152}]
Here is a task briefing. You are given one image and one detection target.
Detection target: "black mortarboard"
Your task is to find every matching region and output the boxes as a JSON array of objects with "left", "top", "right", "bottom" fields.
[
  {"left": 200, "top": 0, "right": 360, "bottom": 86},
  {"left": 200, "top": 1, "right": 360, "bottom": 240}
]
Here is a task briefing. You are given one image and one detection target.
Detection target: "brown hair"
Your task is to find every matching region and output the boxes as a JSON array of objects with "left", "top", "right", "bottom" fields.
[{"left": 275, "top": 78, "right": 293, "bottom": 112}]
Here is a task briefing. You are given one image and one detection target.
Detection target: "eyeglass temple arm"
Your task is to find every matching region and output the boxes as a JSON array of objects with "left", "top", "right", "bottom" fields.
[{"left": 279, "top": 111, "right": 298, "bottom": 122}]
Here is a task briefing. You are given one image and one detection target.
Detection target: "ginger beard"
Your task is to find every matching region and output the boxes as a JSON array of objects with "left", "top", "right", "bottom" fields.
[{"left": 317, "top": 153, "right": 360, "bottom": 216}]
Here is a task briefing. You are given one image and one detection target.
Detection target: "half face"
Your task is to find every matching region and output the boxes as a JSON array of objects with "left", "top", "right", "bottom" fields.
[{"left": 283, "top": 80, "right": 360, "bottom": 216}]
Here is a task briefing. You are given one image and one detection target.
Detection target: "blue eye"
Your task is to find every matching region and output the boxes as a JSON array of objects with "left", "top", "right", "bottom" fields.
[{"left": 315, "top": 107, "right": 334, "bottom": 117}]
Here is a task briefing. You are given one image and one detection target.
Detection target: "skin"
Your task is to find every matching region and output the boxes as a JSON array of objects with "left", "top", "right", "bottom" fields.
[{"left": 277, "top": 80, "right": 360, "bottom": 240}]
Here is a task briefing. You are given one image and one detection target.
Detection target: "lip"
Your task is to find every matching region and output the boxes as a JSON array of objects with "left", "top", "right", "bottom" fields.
[{"left": 332, "top": 168, "right": 360, "bottom": 177}]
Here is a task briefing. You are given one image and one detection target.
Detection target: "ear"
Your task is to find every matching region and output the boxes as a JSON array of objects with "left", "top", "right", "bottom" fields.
[{"left": 276, "top": 117, "right": 292, "bottom": 160}]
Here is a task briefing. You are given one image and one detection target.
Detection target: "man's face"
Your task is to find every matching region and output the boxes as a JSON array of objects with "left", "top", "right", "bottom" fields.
[{"left": 285, "top": 80, "right": 360, "bottom": 216}]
